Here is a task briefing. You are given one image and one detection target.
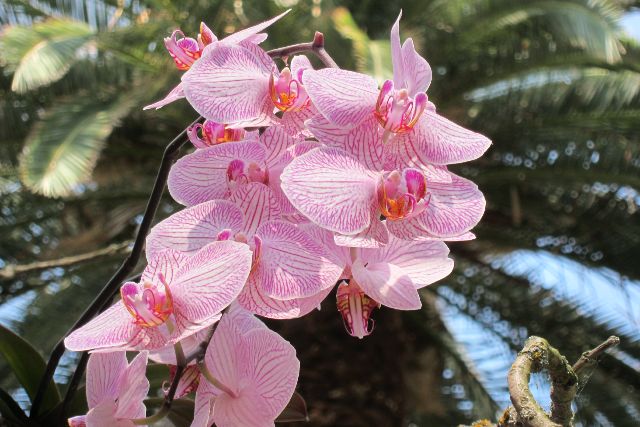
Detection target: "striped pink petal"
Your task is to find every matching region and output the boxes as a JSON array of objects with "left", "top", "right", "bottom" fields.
[
  {"left": 307, "top": 114, "right": 384, "bottom": 170},
  {"left": 229, "top": 183, "right": 281, "bottom": 237},
  {"left": 395, "top": 111, "right": 491, "bottom": 166},
  {"left": 143, "top": 83, "right": 185, "bottom": 110},
  {"left": 253, "top": 220, "right": 344, "bottom": 300},
  {"left": 172, "top": 241, "right": 252, "bottom": 330},
  {"left": 390, "top": 12, "right": 405, "bottom": 89},
  {"left": 114, "top": 352, "right": 149, "bottom": 419},
  {"left": 168, "top": 140, "right": 266, "bottom": 206},
  {"left": 146, "top": 200, "right": 243, "bottom": 260},
  {"left": 360, "top": 233, "right": 453, "bottom": 288},
  {"left": 334, "top": 207, "right": 389, "bottom": 248},
  {"left": 148, "top": 326, "right": 214, "bottom": 365},
  {"left": 303, "top": 68, "right": 378, "bottom": 129},
  {"left": 86, "top": 352, "right": 127, "bottom": 408},
  {"left": 401, "top": 37, "right": 432, "bottom": 95},
  {"left": 261, "top": 123, "right": 297, "bottom": 165},
  {"left": 141, "top": 247, "right": 188, "bottom": 284},
  {"left": 387, "top": 173, "right": 486, "bottom": 239},
  {"left": 281, "top": 147, "right": 377, "bottom": 235},
  {"left": 182, "top": 42, "right": 275, "bottom": 124},
  {"left": 237, "top": 274, "right": 332, "bottom": 319},
  {"left": 351, "top": 259, "right": 421, "bottom": 310}
]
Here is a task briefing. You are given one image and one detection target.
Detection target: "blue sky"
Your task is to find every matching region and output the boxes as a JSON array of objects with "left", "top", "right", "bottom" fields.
[{"left": 622, "top": 11, "right": 640, "bottom": 40}]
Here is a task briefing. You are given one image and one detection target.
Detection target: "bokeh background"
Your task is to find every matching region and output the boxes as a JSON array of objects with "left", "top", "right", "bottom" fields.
[{"left": 1, "top": 1, "right": 640, "bottom": 426}]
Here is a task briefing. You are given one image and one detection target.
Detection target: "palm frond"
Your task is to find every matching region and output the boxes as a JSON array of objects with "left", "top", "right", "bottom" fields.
[
  {"left": 18, "top": 95, "right": 135, "bottom": 197},
  {"left": 0, "top": 18, "right": 95, "bottom": 93}
]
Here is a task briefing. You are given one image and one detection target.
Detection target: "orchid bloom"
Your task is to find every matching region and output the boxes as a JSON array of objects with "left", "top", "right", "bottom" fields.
[
  {"left": 144, "top": 10, "right": 290, "bottom": 111},
  {"left": 64, "top": 242, "right": 252, "bottom": 352},
  {"left": 281, "top": 145, "right": 484, "bottom": 245},
  {"left": 145, "top": 193, "right": 345, "bottom": 320},
  {"left": 192, "top": 304, "right": 299, "bottom": 427},
  {"left": 302, "top": 12, "right": 491, "bottom": 171},
  {"left": 67, "top": 352, "right": 149, "bottom": 427},
  {"left": 168, "top": 135, "right": 318, "bottom": 217},
  {"left": 302, "top": 223, "right": 453, "bottom": 338},
  {"left": 187, "top": 120, "right": 248, "bottom": 148}
]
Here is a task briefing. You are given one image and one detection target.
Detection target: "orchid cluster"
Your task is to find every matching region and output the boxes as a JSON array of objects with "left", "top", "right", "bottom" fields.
[{"left": 64, "top": 9, "right": 490, "bottom": 426}]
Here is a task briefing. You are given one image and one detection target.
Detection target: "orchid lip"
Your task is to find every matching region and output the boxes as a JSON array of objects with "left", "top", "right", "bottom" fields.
[
  {"left": 188, "top": 121, "right": 245, "bottom": 148},
  {"left": 374, "top": 79, "right": 427, "bottom": 137},
  {"left": 377, "top": 168, "right": 429, "bottom": 221},
  {"left": 121, "top": 274, "right": 174, "bottom": 328},
  {"left": 336, "top": 280, "right": 379, "bottom": 339},
  {"left": 269, "top": 71, "right": 310, "bottom": 112}
]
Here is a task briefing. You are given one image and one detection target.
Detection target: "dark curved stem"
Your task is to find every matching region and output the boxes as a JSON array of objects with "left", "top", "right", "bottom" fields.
[
  {"left": 267, "top": 31, "right": 339, "bottom": 68},
  {"left": 30, "top": 117, "right": 201, "bottom": 418}
]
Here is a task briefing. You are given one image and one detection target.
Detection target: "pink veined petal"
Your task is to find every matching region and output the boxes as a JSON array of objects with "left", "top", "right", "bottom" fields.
[
  {"left": 172, "top": 241, "right": 252, "bottom": 331},
  {"left": 64, "top": 303, "right": 166, "bottom": 352},
  {"left": 225, "top": 97, "right": 278, "bottom": 129},
  {"left": 226, "top": 302, "right": 268, "bottom": 335},
  {"left": 390, "top": 11, "right": 405, "bottom": 88},
  {"left": 303, "top": 69, "right": 379, "bottom": 129},
  {"left": 86, "top": 352, "right": 128, "bottom": 408},
  {"left": 148, "top": 326, "right": 213, "bottom": 365},
  {"left": 360, "top": 232, "right": 453, "bottom": 288},
  {"left": 192, "top": 378, "right": 218, "bottom": 427},
  {"left": 205, "top": 313, "right": 244, "bottom": 397},
  {"left": 84, "top": 401, "right": 123, "bottom": 427},
  {"left": 229, "top": 183, "right": 281, "bottom": 237},
  {"left": 241, "top": 328, "right": 299, "bottom": 418},
  {"left": 387, "top": 173, "right": 486, "bottom": 239},
  {"left": 114, "top": 352, "right": 149, "bottom": 419},
  {"left": 351, "top": 259, "right": 421, "bottom": 310},
  {"left": 243, "top": 33, "right": 269, "bottom": 44},
  {"left": 213, "top": 391, "right": 274, "bottom": 427},
  {"left": 297, "top": 222, "right": 351, "bottom": 268},
  {"left": 141, "top": 249, "right": 188, "bottom": 284},
  {"left": 395, "top": 111, "right": 492, "bottom": 166},
  {"left": 168, "top": 140, "right": 266, "bottom": 206},
  {"left": 222, "top": 9, "right": 291, "bottom": 45},
  {"left": 261, "top": 123, "right": 297, "bottom": 165},
  {"left": 238, "top": 274, "right": 332, "bottom": 319},
  {"left": 182, "top": 43, "right": 274, "bottom": 124},
  {"left": 307, "top": 114, "right": 384, "bottom": 171},
  {"left": 253, "top": 220, "right": 345, "bottom": 300},
  {"left": 290, "top": 54, "right": 313, "bottom": 75},
  {"left": 143, "top": 83, "right": 185, "bottom": 110},
  {"left": 402, "top": 38, "right": 432, "bottom": 95},
  {"left": 281, "top": 147, "right": 377, "bottom": 235},
  {"left": 334, "top": 216, "right": 389, "bottom": 249},
  {"left": 281, "top": 106, "right": 316, "bottom": 138},
  {"left": 146, "top": 200, "right": 243, "bottom": 260}
]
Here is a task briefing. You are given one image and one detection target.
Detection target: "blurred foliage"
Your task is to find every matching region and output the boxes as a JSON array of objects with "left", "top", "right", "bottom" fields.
[{"left": 0, "top": 0, "right": 639, "bottom": 426}]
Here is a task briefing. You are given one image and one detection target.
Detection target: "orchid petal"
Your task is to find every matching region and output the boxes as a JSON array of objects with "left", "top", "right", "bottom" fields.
[
  {"left": 148, "top": 327, "right": 214, "bottom": 365},
  {"left": 395, "top": 111, "right": 491, "bottom": 166},
  {"left": 222, "top": 10, "right": 291, "bottom": 45},
  {"left": 143, "top": 83, "right": 185, "bottom": 110},
  {"left": 254, "top": 220, "right": 345, "bottom": 300},
  {"left": 146, "top": 200, "right": 243, "bottom": 259},
  {"left": 402, "top": 38, "right": 432, "bottom": 95},
  {"left": 172, "top": 241, "right": 252, "bottom": 330},
  {"left": 168, "top": 141, "right": 266, "bottom": 206},
  {"left": 281, "top": 147, "right": 377, "bottom": 235},
  {"left": 114, "top": 352, "right": 149, "bottom": 419},
  {"left": 290, "top": 55, "right": 312, "bottom": 76},
  {"left": 141, "top": 248, "right": 188, "bottom": 284},
  {"left": 238, "top": 274, "right": 332, "bottom": 319},
  {"left": 390, "top": 12, "right": 405, "bottom": 88},
  {"left": 307, "top": 114, "right": 384, "bottom": 170},
  {"left": 387, "top": 173, "right": 486, "bottom": 239},
  {"left": 192, "top": 380, "right": 217, "bottom": 427},
  {"left": 351, "top": 259, "right": 421, "bottom": 310},
  {"left": 182, "top": 42, "right": 274, "bottom": 124},
  {"left": 360, "top": 234, "right": 453, "bottom": 288},
  {"left": 281, "top": 106, "right": 316, "bottom": 138},
  {"left": 213, "top": 390, "right": 274, "bottom": 427},
  {"left": 261, "top": 123, "right": 297, "bottom": 165},
  {"left": 229, "top": 183, "right": 281, "bottom": 237},
  {"left": 334, "top": 207, "right": 389, "bottom": 248},
  {"left": 303, "top": 69, "right": 378, "bottom": 128},
  {"left": 86, "top": 352, "right": 127, "bottom": 408}
]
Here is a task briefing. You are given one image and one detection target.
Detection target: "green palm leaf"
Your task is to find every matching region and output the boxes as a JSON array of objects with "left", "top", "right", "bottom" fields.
[
  {"left": 0, "top": 18, "right": 94, "bottom": 93},
  {"left": 19, "top": 96, "right": 134, "bottom": 197}
]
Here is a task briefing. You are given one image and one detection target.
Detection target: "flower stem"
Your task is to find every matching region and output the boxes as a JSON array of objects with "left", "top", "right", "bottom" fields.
[
  {"left": 267, "top": 31, "right": 339, "bottom": 68},
  {"left": 198, "top": 361, "right": 237, "bottom": 398}
]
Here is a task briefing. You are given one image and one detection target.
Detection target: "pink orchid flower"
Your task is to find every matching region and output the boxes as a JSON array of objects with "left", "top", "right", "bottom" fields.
[
  {"left": 67, "top": 352, "right": 149, "bottom": 427},
  {"left": 281, "top": 145, "right": 484, "bottom": 244},
  {"left": 192, "top": 304, "right": 299, "bottom": 427},
  {"left": 168, "top": 135, "right": 318, "bottom": 216},
  {"left": 64, "top": 242, "right": 252, "bottom": 352},
  {"left": 144, "top": 10, "right": 290, "bottom": 111},
  {"left": 145, "top": 194, "right": 345, "bottom": 320},
  {"left": 302, "top": 223, "right": 453, "bottom": 338},
  {"left": 302, "top": 12, "right": 491, "bottom": 171},
  {"left": 187, "top": 119, "right": 249, "bottom": 149}
]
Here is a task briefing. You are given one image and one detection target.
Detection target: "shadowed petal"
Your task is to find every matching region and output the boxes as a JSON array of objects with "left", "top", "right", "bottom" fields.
[
  {"left": 395, "top": 111, "right": 491, "bottom": 166},
  {"left": 390, "top": 12, "right": 404, "bottom": 88},
  {"left": 182, "top": 42, "right": 274, "bottom": 124},
  {"left": 387, "top": 173, "right": 486, "bottom": 239},
  {"left": 172, "top": 241, "right": 252, "bottom": 330},
  {"left": 402, "top": 38, "right": 432, "bottom": 95},
  {"left": 141, "top": 249, "right": 188, "bottom": 284},
  {"left": 307, "top": 115, "right": 384, "bottom": 171},
  {"left": 86, "top": 352, "right": 127, "bottom": 408},
  {"left": 360, "top": 234, "right": 453, "bottom": 288},
  {"left": 254, "top": 220, "right": 345, "bottom": 300},
  {"left": 114, "top": 352, "right": 149, "bottom": 419},
  {"left": 351, "top": 259, "right": 421, "bottom": 310},
  {"left": 168, "top": 141, "right": 266, "bottom": 206},
  {"left": 303, "top": 69, "right": 378, "bottom": 129},
  {"left": 281, "top": 147, "right": 377, "bottom": 235},
  {"left": 146, "top": 200, "right": 243, "bottom": 260},
  {"left": 334, "top": 207, "right": 389, "bottom": 248}
]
